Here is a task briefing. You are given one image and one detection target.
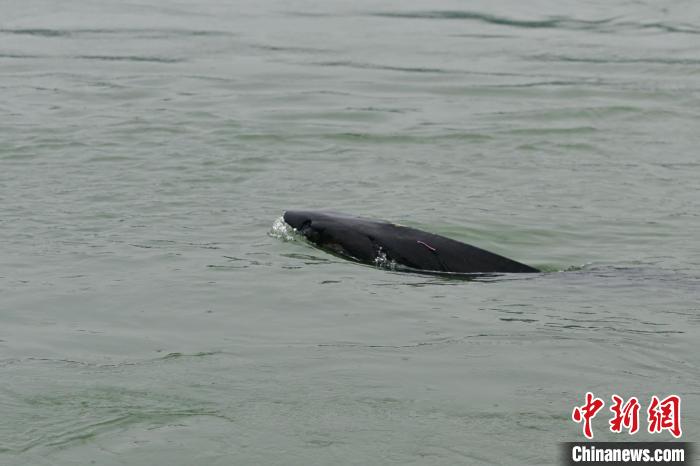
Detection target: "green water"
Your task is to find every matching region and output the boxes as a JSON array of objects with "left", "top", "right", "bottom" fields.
[{"left": 1, "top": 1, "right": 699, "bottom": 464}]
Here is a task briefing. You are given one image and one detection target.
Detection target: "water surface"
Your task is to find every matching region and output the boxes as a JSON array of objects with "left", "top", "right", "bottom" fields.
[{"left": 1, "top": 0, "right": 699, "bottom": 464}]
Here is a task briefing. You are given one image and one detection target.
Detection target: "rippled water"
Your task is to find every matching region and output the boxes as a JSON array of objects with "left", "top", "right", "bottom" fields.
[{"left": 2, "top": 0, "right": 699, "bottom": 464}]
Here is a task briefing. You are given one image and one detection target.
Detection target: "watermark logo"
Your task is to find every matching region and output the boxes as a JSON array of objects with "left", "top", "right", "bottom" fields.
[
  {"left": 572, "top": 392, "right": 682, "bottom": 439},
  {"left": 648, "top": 395, "right": 682, "bottom": 438},
  {"left": 572, "top": 392, "right": 605, "bottom": 439},
  {"left": 609, "top": 395, "right": 640, "bottom": 435}
]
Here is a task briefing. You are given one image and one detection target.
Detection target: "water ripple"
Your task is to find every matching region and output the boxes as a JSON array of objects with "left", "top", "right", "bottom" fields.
[
  {"left": 0, "top": 28, "right": 234, "bottom": 38},
  {"left": 371, "top": 11, "right": 617, "bottom": 30},
  {"left": 0, "top": 54, "right": 183, "bottom": 63},
  {"left": 316, "top": 60, "right": 449, "bottom": 74},
  {"left": 371, "top": 11, "right": 700, "bottom": 35},
  {"left": 532, "top": 54, "right": 700, "bottom": 66}
]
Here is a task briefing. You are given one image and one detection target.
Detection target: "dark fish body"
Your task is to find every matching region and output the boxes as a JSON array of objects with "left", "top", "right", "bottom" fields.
[{"left": 283, "top": 210, "right": 539, "bottom": 274}]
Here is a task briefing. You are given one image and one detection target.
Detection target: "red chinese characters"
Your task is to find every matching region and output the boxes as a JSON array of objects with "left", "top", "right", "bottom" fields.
[
  {"left": 648, "top": 395, "right": 682, "bottom": 438},
  {"left": 572, "top": 393, "right": 682, "bottom": 439},
  {"left": 609, "top": 395, "right": 640, "bottom": 434},
  {"left": 572, "top": 392, "right": 605, "bottom": 439}
]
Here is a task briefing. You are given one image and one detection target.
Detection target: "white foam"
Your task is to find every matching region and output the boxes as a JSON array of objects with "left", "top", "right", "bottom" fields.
[{"left": 268, "top": 216, "right": 297, "bottom": 241}]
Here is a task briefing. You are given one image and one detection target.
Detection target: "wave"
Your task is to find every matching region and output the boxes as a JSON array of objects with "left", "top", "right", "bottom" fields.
[
  {"left": 372, "top": 11, "right": 617, "bottom": 29},
  {"left": 0, "top": 28, "right": 234, "bottom": 38},
  {"left": 371, "top": 11, "right": 700, "bottom": 35},
  {"left": 316, "top": 60, "right": 449, "bottom": 74},
  {"left": 75, "top": 55, "right": 182, "bottom": 63},
  {"left": 531, "top": 54, "right": 700, "bottom": 66},
  {"left": 0, "top": 54, "right": 182, "bottom": 63}
]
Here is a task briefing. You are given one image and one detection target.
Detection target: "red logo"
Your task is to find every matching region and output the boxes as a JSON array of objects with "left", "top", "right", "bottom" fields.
[
  {"left": 572, "top": 393, "right": 682, "bottom": 439},
  {"left": 572, "top": 392, "right": 605, "bottom": 439},
  {"left": 647, "top": 395, "right": 682, "bottom": 438},
  {"left": 609, "top": 395, "right": 640, "bottom": 434}
]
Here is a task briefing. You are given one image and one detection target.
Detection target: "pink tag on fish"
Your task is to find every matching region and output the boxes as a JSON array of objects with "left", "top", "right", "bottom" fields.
[{"left": 417, "top": 240, "right": 436, "bottom": 252}]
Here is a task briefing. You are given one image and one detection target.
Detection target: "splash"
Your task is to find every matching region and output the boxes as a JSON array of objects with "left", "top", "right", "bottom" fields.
[
  {"left": 373, "top": 247, "right": 397, "bottom": 270},
  {"left": 268, "top": 216, "right": 297, "bottom": 241}
]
